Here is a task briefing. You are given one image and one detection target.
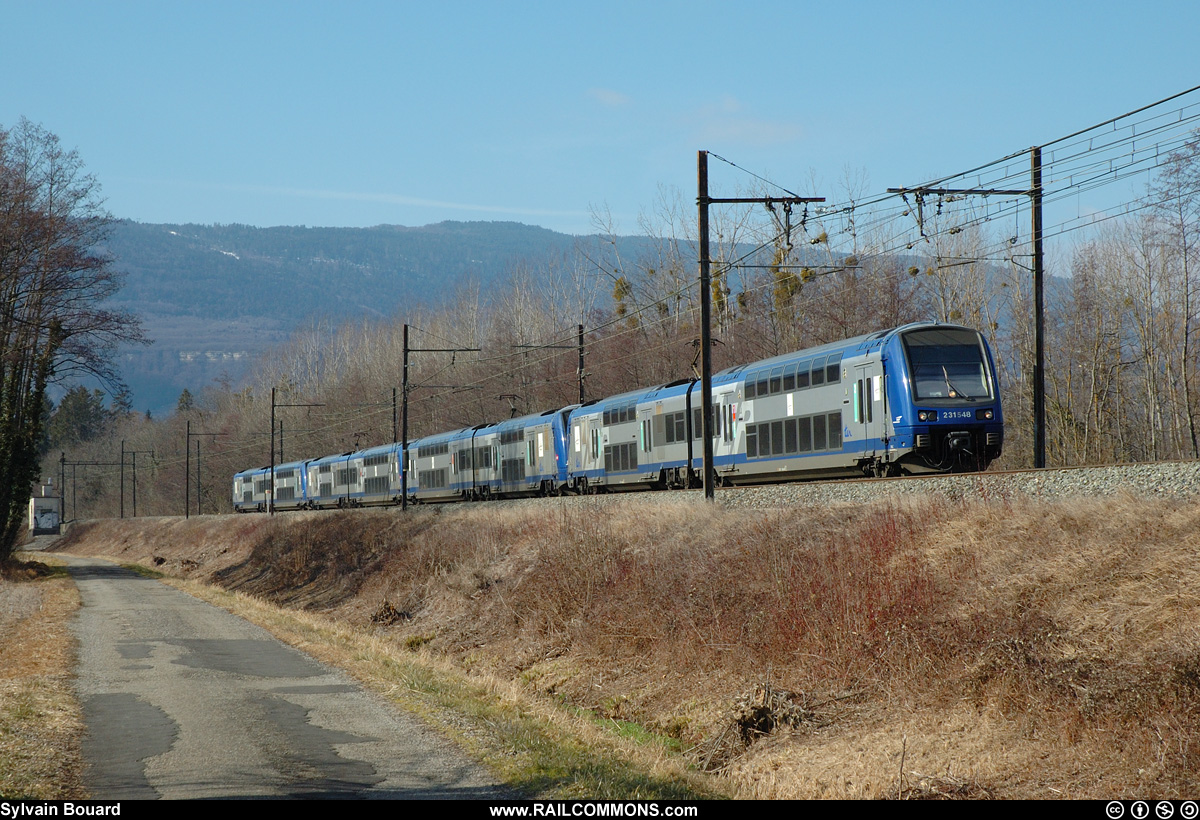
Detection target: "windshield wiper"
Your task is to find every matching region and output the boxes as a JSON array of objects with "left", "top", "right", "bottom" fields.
[{"left": 942, "top": 365, "right": 975, "bottom": 400}]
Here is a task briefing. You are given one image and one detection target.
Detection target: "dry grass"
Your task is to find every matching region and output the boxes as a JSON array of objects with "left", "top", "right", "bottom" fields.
[
  {"left": 0, "top": 558, "right": 85, "bottom": 799},
  {"left": 55, "top": 491, "right": 1200, "bottom": 799}
]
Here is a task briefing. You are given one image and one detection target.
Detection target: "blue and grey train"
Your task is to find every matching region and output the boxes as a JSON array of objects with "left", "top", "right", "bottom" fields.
[{"left": 233, "top": 322, "right": 1003, "bottom": 511}]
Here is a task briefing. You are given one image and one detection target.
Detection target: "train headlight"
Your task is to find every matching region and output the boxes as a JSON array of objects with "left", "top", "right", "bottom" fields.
[
  {"left": 976, "top": 409, "right": 995, "bottom": 420},
  {"left": 917, "top": 410, "right": 938, "bottom": 422}
]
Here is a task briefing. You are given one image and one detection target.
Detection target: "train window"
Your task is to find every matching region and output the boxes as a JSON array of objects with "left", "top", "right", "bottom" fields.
[
  {"left": 811, "top": 357, "right": 826, "bottom": 386},
  {"left": 746, "top": 425, "right": 758, "bottom": 458},
  {"left": 903, "top": 328, "right": 991, "bottom": 400},
  {"left": 813, "top": 415, "right": 827, "bottom": 450},
  {"left": 604, "top": 442, "right": 638, "bottom": 472},
  {"left": 783, "top": 365, "right": 795, "bottom": 392},
  {"left": 756, "top": 372, "right": 769, "bottom": 397},
  {"left": 714, "top": 404, "right": 722, "bottom": 438},
  {"left": 770, "top": 367, "right": 783, "bottom": 395},
  {"left": 667, "top": 410, "right": 686, "bottom": 441},
  {"left": 797, "top": 364, "right": 810, "bottom": 389},
  {"left": 854, "top": 380, "right": 862, "bottom": 424},
  {"left": 785, "top": 418, "right": 798, "bottom": 453},
  {"left": 744, "top": 379, "right": 755, "bottom": 400},
  {"left": 828, "top": 413, "right": 842, "bottom": 449},
  {"left": 757, "top": 423, "right": 770, "bottom": 456},
  {"left": 771, "top": 420, "right": 784, "bottom": 456},
  {"left": 826, "top": 355, "right": 842, "bottom": 384}
]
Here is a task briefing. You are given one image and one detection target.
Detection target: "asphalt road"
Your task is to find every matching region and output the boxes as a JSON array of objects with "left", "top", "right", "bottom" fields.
[{"left": 55, "top": 552, "right": 506, "bottom": 800}]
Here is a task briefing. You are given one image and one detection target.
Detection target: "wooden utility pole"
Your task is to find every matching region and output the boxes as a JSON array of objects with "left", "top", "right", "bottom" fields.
[
  {"left": 514, "top": 324, "right": 587, "bottom": 404},
  {"left": 697, "top": 153, "right": 714, "bottom": 500},
  {"left": 578, "top": 324, "right": 585, "bottom": 404},
  {"left": 268, "top": 389, "right": 323, "bottom": 516},
  {"left": 401, "top": 324, "right": 481, "bottom": 510},
  {"left": 186, "top": 422, "right": 218, "bottom": 519},
  {"left": 125, "top": 448, "right": 153, "bottom": 517},
  {"left": 697, "top": 150, "right": 824, "bottom": 499},
  {"left": 888, "top": 144, "right": 1047, "bottom": 468},
  {"left": 402, "top": 325, "right": 409, "bottom": 510},
  {"left": 1031, "top": 147, "right": 1046, "bottom": 468}
]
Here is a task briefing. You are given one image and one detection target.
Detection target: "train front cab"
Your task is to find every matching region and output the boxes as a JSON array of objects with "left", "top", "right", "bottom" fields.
[{"left": 885, "top": 324, "right": 1003, "bottom": 474}]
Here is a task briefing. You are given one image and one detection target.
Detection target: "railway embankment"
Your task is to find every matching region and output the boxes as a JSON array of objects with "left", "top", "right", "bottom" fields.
[{"left": 51, "top": 472, "right": 1200, "bottom": 798}]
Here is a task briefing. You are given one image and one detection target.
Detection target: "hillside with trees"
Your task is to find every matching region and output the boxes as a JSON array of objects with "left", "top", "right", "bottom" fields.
[{"left": 99, "top": 220, "right": 673, "bottom": 415}]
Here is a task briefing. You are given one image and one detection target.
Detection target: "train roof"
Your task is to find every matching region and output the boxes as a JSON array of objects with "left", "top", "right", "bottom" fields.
[
  {"left": 309, "top": 451, "right": 354, "bottom": 466},
  {"left": 354, "top": 442, "right": 401, "bottom": 457},
  {"left": 410, "top": 425, "right": 478, "bottom": 445},
  {"left": 718, "top": 322, "right": 981, "bottom": 376},
  {"left": 493, "top": 406, "right": 575, "bottom": 429}
]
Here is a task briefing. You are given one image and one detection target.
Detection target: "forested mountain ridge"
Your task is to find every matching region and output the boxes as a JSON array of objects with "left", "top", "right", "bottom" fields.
[
  {"left": 99, "top": 220, "right": 649, "bottom": 415},
  {"left": 103, "top": 220, "right": 587, "bottom": 320}
]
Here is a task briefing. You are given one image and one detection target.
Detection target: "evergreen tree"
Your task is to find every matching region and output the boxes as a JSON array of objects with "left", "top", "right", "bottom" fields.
[{"left": 47, "top": 386, "right": 111, "bottom": 450}]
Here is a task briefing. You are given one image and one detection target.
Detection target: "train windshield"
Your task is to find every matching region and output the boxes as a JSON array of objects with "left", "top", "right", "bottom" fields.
[{"left": 902, "top": 328, "right": 993, "bottom": 401}]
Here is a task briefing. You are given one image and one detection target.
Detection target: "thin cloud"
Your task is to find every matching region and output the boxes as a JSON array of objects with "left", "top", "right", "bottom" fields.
[
  {"left": 589, "top": 87, "right": 631, "bottom": 107},
  {"left": 691, "top": 95, "right": 804, "bottom": 147},
  {"left": 128, "top": 177, "right": 590, "bottom": 220}
]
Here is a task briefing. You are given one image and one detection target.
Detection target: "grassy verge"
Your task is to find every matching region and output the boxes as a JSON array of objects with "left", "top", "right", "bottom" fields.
[{"left": 0, "top": 556, "right": 85, "bottom": 799}]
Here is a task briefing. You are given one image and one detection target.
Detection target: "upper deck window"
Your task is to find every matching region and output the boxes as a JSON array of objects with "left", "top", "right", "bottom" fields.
[{"left": 903, "top": 328, "right": 993, "bottom": 401}]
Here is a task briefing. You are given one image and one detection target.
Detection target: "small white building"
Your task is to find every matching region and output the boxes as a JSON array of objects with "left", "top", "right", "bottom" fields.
[{"left": 29, "top": 482, "right": 61, "bottom": 535}]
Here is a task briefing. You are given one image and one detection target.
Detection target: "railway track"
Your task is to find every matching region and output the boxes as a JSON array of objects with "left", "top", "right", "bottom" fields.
[{"left": 481, "top": 460, "right": 1200, "bottom": 513}]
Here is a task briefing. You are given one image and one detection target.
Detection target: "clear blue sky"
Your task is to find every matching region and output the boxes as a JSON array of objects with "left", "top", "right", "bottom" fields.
[{"left": 2, "top": 0, "right": 1195, "bottom": 236}]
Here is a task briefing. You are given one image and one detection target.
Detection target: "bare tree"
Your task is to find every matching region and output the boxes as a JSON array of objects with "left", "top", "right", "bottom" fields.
[{"left": 0, "top": 119, "right": 142, "bottom": 561}]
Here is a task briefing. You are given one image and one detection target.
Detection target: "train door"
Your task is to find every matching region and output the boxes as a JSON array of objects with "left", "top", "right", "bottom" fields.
[
  {"left": 714, "top": 391, "right": 737, "bottom": 464},
  {"left": 853, "top": 362, "right": 884, "bottom": 464}
]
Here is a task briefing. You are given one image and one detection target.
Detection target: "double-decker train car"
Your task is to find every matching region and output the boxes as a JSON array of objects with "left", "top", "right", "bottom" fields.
[
  {"left": 233, "top": 466, "right": 271, "bottom": 512},
  {"left": 487, "top": 407, "right": 574, "bottom": 497},
  {"left": 723, "top": 322, "right": 1002, "bottom": 483},
  {"left": 234, "top": 322, "right": 1003, "bottom": 511},
  {"left": 358, "top": 442, "right": 403, "bottom": 505},
  {"left": 408, "top": 426, "right": 476, "bottom": 503},
  {"left": 270, "top": 460, "right": 309, "bottom": 510}
]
